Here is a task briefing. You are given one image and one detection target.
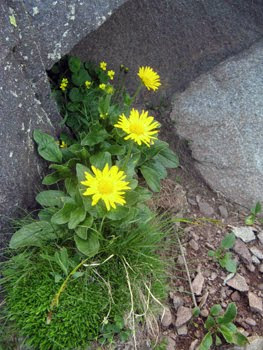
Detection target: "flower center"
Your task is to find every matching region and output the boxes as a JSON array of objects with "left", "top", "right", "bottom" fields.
[
  {"left": 129, "top": 122, "right": 145, "bottom": 135},
  {"left": 98, "top": 179, "right": 114, "bottom": 195}
]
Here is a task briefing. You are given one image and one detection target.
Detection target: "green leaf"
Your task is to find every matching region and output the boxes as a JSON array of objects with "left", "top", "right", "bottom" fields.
[
  {"left": 218, "top": 303, "right": 237, "bottom": 324},
  {"left": 81, "top": 128, "right": 109, "bottom": 147},
  {"left": 9, "top": 221, "right": 56, "bottom": 249},
  {"left": 144, "top": 160, "right": 167, "bottom": 180},
  {"left": 224, "top": 322, "right": 237, "bottom": 333},
  {"left": 221, "top": 232, "right": 236, "bottom": 249},
  {"left": 68, "top": 56, "right": 81, "bottom": 73},
  {"left": 33, "top": 130, "right": 62, "bottom": 163},
  {"left": 245, "top": 214, "right": 255, "bottom": 226},
  {"left": 204, "top": 315, "right": 216, "bottom": 330},
  {"left": 76, "top": 163, "right": 91, "bottom": 183},
  {"left": 42, "top": 171, "right": 64, "bottom": 185},
  {"left": 140, "top": 165, "right": 161, "bottom": 192},
  {"left": 36, "top": 190, "right": 65, "bottom": 207},
  {"left": 106, "top": 206, "right": 130, "bottom": 221},
  {"left": 215, "top": 335, "right": 222, "bottom": 346},
  {"left": 54, "top": 248, "right": 69, "bottom": 275},
  {"left": 199, "top": 332, "right": 213, "bottom": 350},
  {"left": 65, "top": 177, "right": 78, "bottom": 198},
  {"left": 192, "top": 307, "right": 200, "bottom": 317},
  {"left": 155, "top": 147, "right": 179, "bottom": 168},
  {"left": 219, "top": 253, "right": 237, "bottom": 273},
  {"left": 69, "top": 87, "right": 82, "bottom": 102},
  {"left": 74, "top": 231, "right": 100, "bottom": 257},
  {"left": 208, "top": 250, "right": 215, "bottom": 257},
  {"left": 68, "top": 206, "right": 86, "bottom": 229},
  {"left": 252, "top": 201, "right": 262, "bottom": 215},
  {"left": 72, "top": 68, "right": 90, "bottom": 86},
  {"left": 51, "top": 202, "right": 75, "bottom": 225},
  {"left": 75, "top": 216, "right": 93, "bottom": 240},
  {"left": 210, "top": 304, "right": 222, "bottom": 316},
  {"left": 233, "top": 332, "right": 248, "bottom": 346},
  {"left": 106, "top": 144, "right": 126, "bottom": 156},
  {"left": 219, "top": 325, "right": 234, "bottom": 343},
  {"left": 90, "top": 152, "right": 112, "bottom": 169}
]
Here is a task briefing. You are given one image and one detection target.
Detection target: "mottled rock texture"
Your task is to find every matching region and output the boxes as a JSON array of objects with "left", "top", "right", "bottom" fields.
[
  {"left": 71, "top": 0, "right": 263, "bottom": 103},
  {"left": 0, "top": 0, "right": 127, "bottom": 246},
  {"left": 171, "top": 40, "right": 263, "bottom": 208}
]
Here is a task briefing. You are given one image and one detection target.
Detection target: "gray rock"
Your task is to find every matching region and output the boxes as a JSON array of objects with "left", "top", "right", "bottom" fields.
[
  {"left": 245, "top": 318, "right": 256, "bottom": 327},
  {"left": 226, "top": 273, "right": 249, "bottom": 292},
  {"left": 248, "top": 292, "right": 263, "bottom": 313},
  {"left": 219, "top": 205, "right": 228, "bottom": 218},
  {"left": 172, "top": 295, "right": 184, "bottom": 311},
  {"left": 0, "top": 0, "right": 127, "bottom": 246},
  {"left": 189, "top": 339, "right": 199, "bottom": 350},
  {"left": 257, "top": 231, "right": 263, "bottom": 245},
  {"left": 198, "top": 201, "right": 214, "bottom": 216},
  {"left": 200, "top": 309, "right": 209, "bottom": 318},
  {"left": 166, "top": 336, "right": 176, "bottom": 350},
  {"left": 175, "top": 306, "right": 192, "bottom": 328},
  {"left": 234, "top": 239, "right": 252, "bottom": 264},
  {"left": 233, "top": 227, "right": 256, "bottom": 243},
  {"left": 230, "top": 337, "right": 263, "bottom": 350},
  {"left": 177, "top": 324, "right": 188, "bottom": 336},
  {"left": 231, "top": 291, "right": 241, "bottom": 302},
  {"left": 250, "top": 247, "right": 263, "bottom": 260},
  {"left": 252, "top": 256, "right": 260, "bottom": 265},
  {"left": 161, "top": 308, "right": 173, "bottom": 327},
  {"left": 171, "top": 40, "right": 263, "bottom": 208},
  {"left": 189, "top": 239, "right": 199, "bottom": 251},
  {"left": 192, "top": 272, "right": 205, "bottom": 296},
  {"left": 259, "top": 264, "right": 263, "bottom": 273}
]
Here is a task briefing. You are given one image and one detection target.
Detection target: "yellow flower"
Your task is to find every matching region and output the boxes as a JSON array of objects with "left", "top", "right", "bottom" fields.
[
  {"left": 81, "top": 163, "right": 130, "bottom": 211},
  {"left": 107, "top": 70, "right": 115, "bottom": 80},
  {"left": 114, "top": 108, "right": 160, "bottom": 147},
  {"left": 100, "top": 61, "right": 107, "bottom": 71},
  {"left": 60, "top": 78, "right": 68, "bottom": 91},
  {"left": 137, "top": 66, "right": 161, "bottom": 91},
  {"left": 100, "top": 112, "right": 108, "bottom": 119},
  {"left": 99, "top": 83, "right": 106, "bottom": 90},
  {"left": 106, "top": 85, "right": 114, "bottom": 94},
  {"left": 85, "top": 80, "right": 91, "bottom": 89},
  {"left": 60, "top": 141, "right": 67, "bottom": 148}
]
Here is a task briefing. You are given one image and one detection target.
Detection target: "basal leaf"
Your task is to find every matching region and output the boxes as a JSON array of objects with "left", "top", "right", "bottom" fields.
[
  {"left": 210, "top": 304, "right": 222, "bottom": 317},
  {"left": 218, "top": 303, "right": 237, "bottom": 324},
  {"left": 51, "top": 202, "right": 75, "bottom": 225},
  {"left": 199, "top": 332, "right": 213, "bottom": 350},
  {"left": 36, "top": 190, "right": 65, "bottom": 207},
  {"left": 9, "top": 221, "right": 56, "bottom": 249},
  {"left": 33, "top": 130, "right": 62, "bottom": 163},
  {"left": 221, "top": 232, "right": 236, "bottom": 249},
  {"left": 140, "top": 165, "right": 161, "bottom": 192},
  {"left": 68, "top": 205, "right": 86, "bottom": 229},
  {"left": 74, "top": 231, "right": 100, "bottom": 257}
]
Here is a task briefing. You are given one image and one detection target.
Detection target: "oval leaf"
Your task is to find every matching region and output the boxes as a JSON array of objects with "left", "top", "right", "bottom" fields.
[
  {"left": 36, "top": 190, "right": 65, "bottom": 207},
  {"left": 74, "top": 232, "right": 100, "bottom": 257},
  {"left": 199, "top": 332, "right": 213, "bottom": 350}
]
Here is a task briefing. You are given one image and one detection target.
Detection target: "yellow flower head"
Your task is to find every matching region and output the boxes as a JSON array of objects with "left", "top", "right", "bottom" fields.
[
  {"left": 60, "top": 78, "right": 68, "bottom": 91},
  {"left": 85, "top": 80, "right": 91, "bottom": 89},
  {"left": 137, "top": 66, "right": 161, "bottom": 91},
  {"left": 81, "top": 163, "right": 130, "bottom": 211},
  {"left": 100, "top": 61, "right": 107, "bottom": 71},
  {"left": 114, "top": 108, "right": 160, "bottom": 147},
  {"left": 107, "top": 70, "right": 115, "bottom": 80},
  {"left": 99, "top": 83, "right": 106, "bottom": 90},
  {"left": 60, "top": 140, "right": 67, "bottom": 148},
  {"left": 106, "top": 85, "right": 114, "bottom": 95}
]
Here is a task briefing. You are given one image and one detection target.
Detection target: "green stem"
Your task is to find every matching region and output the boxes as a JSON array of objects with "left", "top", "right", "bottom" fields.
[
  {"left": 122, "top": 142, "right": 133, "bottom": 170},
  {"left": 130, "top": 83, "right": 143, "bottom": 107}
]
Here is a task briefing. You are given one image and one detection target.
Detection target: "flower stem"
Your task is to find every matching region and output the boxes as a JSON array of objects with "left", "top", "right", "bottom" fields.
[
  {"left": 130, "top": 83, "right": 143, "bottom": 107},
  {"left": 122, "top": 142, "right": 133, "bottom": 171}
]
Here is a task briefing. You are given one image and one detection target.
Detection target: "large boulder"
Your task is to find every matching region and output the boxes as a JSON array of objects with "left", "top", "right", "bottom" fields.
[
  {"left": 71, "top": 0, "right": 263, "bottom": 102},
  {"left": 0, "top": 0, "right": 127, "bottom": 245},
  {"left": 171, "top": 39, "right": 263, "bottom": 208}
]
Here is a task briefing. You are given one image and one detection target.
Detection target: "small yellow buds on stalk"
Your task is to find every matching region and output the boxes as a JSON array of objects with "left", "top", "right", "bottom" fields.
[
  {"left": 100, "top": 61, "right": 107, "bottom": 71},
  {"left": 60, "top": 78, "right": 68, "bottom": 91},
  {"left": 107, "top": 70, "right": 115, "bottom": 80},
  {"left": 114, "top": 108, "right": 160, "bottom": 147},
  {"left": 85, "top": 80, "right": 91, "bottom": 89},
  {"left": 138, "top": 66, "right": 161, "bottom": 91},
  {"left": 99, "top": 83, "right": 106, "bottom": 90},
  {"left": 81, "top": 163, "right": 130, "bottom": 211},
  {"left": 106, "top": 85, "right": 114, "bottom": 95}
]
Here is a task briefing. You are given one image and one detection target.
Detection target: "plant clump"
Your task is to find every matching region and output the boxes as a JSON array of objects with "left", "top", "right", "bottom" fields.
[{"left": 0, "top": 56, "right": 178, "bottom": 349}]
